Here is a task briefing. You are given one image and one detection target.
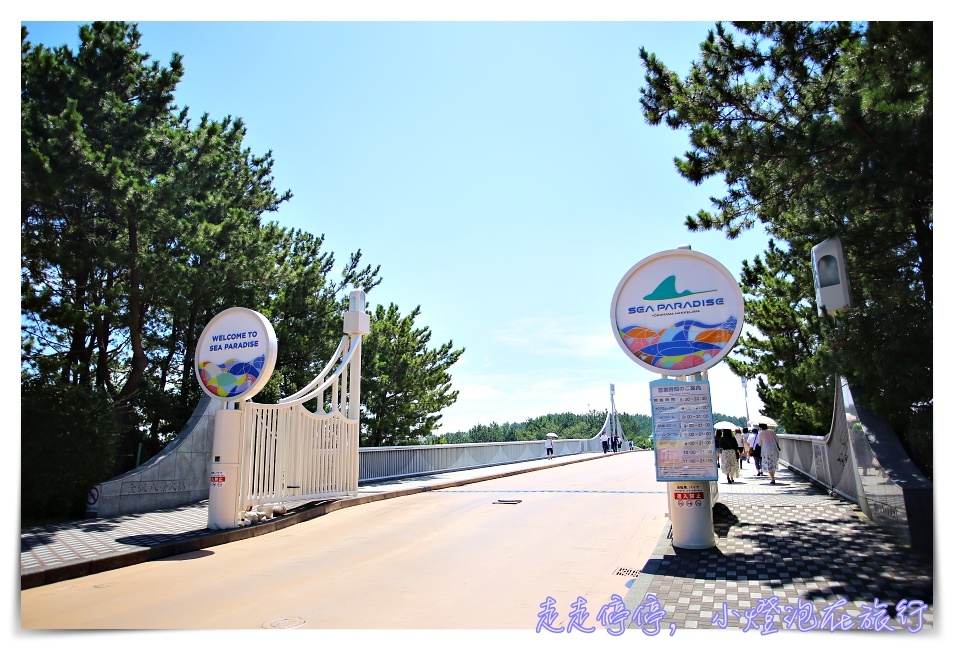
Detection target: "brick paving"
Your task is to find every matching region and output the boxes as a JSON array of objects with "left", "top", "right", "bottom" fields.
[{"left": 623, "top": 463, "right": 934, "bottom": 634}]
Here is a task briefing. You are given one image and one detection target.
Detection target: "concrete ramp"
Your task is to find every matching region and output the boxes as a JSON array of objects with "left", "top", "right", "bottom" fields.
[{"left": 87, "top": 397, "right": 218, "bottom": 518}]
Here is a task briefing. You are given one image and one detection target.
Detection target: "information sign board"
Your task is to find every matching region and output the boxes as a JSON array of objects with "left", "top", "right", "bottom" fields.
[{"left": 650, "top": 378, "right": 717, "bottom": 481}]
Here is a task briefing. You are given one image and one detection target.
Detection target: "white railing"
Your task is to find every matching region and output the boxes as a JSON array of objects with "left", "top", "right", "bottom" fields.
[
  {"left": 238, "top": 332, "right": 363, "bottom": 509},
  {"left": 778, "top": 375, "right": 933, "bottom": 553},
  {"left": 358, "top": 394, "right": 622, "bottom": 482},
  {"left": 358, "top": 434, "right": 604, "bottom": 482}
]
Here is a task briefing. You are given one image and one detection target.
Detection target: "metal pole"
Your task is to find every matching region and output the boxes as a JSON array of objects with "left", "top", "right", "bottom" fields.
[{"left": 742, "top": 377, "right": 751, "bottom": 423}]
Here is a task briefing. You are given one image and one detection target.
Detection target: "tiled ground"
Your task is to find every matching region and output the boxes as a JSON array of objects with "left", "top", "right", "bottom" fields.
[
  {"left": 21, "top": 500, "right": 212, "bottom": 575},
  {"left": 623, "top": 466, "right": 934, "bottom": 635}
]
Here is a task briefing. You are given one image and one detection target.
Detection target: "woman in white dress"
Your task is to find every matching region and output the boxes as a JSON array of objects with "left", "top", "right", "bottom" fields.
[{"left": 756, "top": 423, "right": 780, "bottom": 484}]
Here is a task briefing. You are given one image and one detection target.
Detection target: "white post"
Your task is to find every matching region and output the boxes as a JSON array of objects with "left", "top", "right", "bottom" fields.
[
  {"left": 343, "top": 290, "right": 370, "bottom": 420},
  {"left": 343, "top": 290, "right": 370, "bottom": 487},
  {"left": 742, "top": 376, "right": 751, "bottom": 424},
  {"left": 208, "top": 404, "right": 244, "bottom": 529},
  {"left": 664, "top": 374, "right": 716, "bottom": 550}
]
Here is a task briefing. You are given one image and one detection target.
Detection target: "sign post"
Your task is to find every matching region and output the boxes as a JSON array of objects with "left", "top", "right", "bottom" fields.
[
  {"left": 611, "top": 247, "right": 744, "bottom": 549},
  {"left": 194, "top": 307, "right": 278, "bottom": 530}
]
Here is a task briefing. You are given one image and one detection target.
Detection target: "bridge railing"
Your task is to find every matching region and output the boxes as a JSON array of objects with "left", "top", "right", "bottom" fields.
[
  {"left": 357, "top": 401, "right": 622, "bottom": 483},
  {"left": 778, "top": 375, "right": 932, "bottom": 554},
  {"left": 358, "top": 434, "right": 603, "bottom": 483}
]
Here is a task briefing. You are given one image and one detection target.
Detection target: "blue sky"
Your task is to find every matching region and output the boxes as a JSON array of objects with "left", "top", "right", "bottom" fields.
[{"left": 15, "top": 8, "right": 939, "bottom": 437}]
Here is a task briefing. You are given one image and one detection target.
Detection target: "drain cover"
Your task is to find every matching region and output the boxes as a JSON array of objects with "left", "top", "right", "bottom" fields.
[
  {"left": 614, "top": 567, "right": 640, "bottom": 577},
  {"left": 262, "top": 616, "right": 306, "bottom": 629}
]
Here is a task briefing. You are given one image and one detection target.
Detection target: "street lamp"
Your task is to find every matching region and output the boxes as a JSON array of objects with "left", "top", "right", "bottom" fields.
[{"left": 741, "top": 377, "right": 751, "bottom": 424}]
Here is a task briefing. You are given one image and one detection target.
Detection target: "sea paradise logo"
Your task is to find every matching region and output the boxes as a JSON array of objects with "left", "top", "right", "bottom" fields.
[
  {"left": 627, "top": 275, "right": 725, "bottom": 314},
  {"left": 197, "top": 355, "right": 268, "bottom": 398},
  {"left": 613, "top": 258, "right": 743, "bottom": 374}
]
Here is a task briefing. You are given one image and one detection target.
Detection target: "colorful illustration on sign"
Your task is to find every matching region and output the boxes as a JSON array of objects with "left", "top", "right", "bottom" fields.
[
  {"left": 197, "top": 355, "right": 266, "bottom": 398},
  {"left": 620, "top": 317, "right": 738, "bottom": 371}
]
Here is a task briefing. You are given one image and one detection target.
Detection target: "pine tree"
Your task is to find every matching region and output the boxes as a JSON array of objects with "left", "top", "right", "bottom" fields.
[
  {"left": 638, "top": 21, "right": 931, "bottom": 476},
  {"left": 360, "top": 304, "right": 465, "bottom": 446}
]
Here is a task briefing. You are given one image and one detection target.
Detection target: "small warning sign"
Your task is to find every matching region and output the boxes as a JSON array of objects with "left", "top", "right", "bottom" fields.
[
  {"left": 210, "top": 472, "right": 226, "bottom": 488},
  {"left": 85, "top": 486, "right": 100, "bottom": 513},
  {"left": 673, "top": 488, "right": 704, "bottom": 507}
]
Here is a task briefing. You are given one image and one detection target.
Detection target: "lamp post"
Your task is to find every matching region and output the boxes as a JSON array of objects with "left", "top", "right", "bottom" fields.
[{"left": 742, "top": 377, "right": 751, "bottom": 424}]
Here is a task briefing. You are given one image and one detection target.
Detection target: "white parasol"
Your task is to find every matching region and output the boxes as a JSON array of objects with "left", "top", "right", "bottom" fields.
[
  {"left": 748, "top": 415, "right": 778, "bottom": 427},
  {"left": 712, "top": 421, "right": 737, "bottom": 430},
  {"left": 545, "top": 432, "right": 559, "bottom": 438}
]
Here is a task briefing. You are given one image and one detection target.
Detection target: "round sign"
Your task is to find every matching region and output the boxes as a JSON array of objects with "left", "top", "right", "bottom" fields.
[
  {"left": 194, "top": 307, "right": 278, "bottom": 401},
  {"left": 610, "top": 249, "right": 744, "bottom": 375}
]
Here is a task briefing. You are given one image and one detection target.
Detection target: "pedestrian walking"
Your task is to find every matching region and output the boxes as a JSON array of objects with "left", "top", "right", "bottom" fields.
[
  {"left": 757, "top": 422, "right": 781, "bottom": 484},
  {"left": 717, "top": 429, "right": 741, "bottom": 483},
  {"left": 735, "top": 427, "right": 750, "bottom": 463},
  {"left": 545, "top": 436, "right": 555, "bottom": 459},
  {"left": 600, "top": 431, "right": 609, "bottom": 453},
  {"left": 748, "top": 427, "right": 762, "bottom": 475}
]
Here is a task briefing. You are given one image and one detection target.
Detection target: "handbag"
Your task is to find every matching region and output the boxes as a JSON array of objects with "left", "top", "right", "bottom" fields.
[{"left": 752, "top": 444, "right": 762, "bottom": 458}]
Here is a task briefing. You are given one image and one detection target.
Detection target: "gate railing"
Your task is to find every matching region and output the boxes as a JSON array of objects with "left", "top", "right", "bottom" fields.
[
  {"left": 238, "top": 327, "right": 363, "bottom": 510},
  {"left": 778, "top": 375, "right": 932, "bottom": 554}
]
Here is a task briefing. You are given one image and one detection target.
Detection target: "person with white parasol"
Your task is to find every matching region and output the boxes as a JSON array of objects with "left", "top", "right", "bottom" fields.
[
  {"left": 749, "top": 416, "right": 781, "bottom": 484},
  {"left": 545, "top": 432, "right": 557, "bottom": 459}
]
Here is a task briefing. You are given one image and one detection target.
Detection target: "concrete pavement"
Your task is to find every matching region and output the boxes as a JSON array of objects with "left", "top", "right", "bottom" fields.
[{"left": 21, "top": 451, "right": 610, "bottom": 590}]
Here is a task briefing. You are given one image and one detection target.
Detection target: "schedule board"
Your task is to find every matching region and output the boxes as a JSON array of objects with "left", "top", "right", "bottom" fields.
[{"left": 650, "top": 378, "right": 717, "bottom": 481}]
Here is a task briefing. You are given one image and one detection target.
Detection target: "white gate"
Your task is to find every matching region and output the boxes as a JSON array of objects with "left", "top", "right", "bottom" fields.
[{"left": 238, "top": 332, "right": 363, "bottom": 509}]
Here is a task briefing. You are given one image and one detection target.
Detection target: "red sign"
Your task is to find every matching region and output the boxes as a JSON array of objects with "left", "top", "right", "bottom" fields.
[{"left": 674, "top": 491, "right": 703, "bottom": 500}]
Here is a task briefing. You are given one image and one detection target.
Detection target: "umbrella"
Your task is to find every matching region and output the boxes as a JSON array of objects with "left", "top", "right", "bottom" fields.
[
  {"left": 545, "top": 432, "right": 559, "bottom": 438},
  {"left": 712, "top": 421, "right": 737, "bottom": 431},
  {"left": 748, "top": 415, "right": 778, "bottom": 427}
]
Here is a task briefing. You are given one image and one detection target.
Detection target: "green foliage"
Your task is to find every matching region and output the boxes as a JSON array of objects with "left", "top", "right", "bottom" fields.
[
  {"left": 360, "top": 304, "right": 465, "bottom": 446},
  {"left": 21, "top": 22, "right": 293, "bottom": 472},
  {"left": 727, "top": 241, "right": 836, "bottom": 435},
  {"left": 639, "top": 22, "right": 931, "bottom": 475},
  {"left": 21, "top": 377, "right": 120, "bottom": 522},
  {"left": 261, "top": 229, "right": 381, "bottom": 400}
]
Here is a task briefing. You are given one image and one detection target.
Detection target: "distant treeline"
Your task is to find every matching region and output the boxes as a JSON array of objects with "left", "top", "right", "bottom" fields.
[{"left": 424, "top": 411, "right": 748, "bottom": 448}]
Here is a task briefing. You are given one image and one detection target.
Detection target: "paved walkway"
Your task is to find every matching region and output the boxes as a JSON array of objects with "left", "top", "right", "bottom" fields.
[
  {"left": 21, "top": 451, "right": 935, "bottom": 635},
  {"left": 622, "top": 459, "right": 934, "bottom": 635}
]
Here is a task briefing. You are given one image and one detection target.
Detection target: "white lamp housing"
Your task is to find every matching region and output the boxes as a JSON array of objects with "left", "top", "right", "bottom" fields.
[{"left": 811, "top": 237, "right": 852, "bottom": 315}]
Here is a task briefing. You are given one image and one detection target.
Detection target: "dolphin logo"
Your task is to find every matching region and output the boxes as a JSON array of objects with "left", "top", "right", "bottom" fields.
[{"left": 643, "top": 275, "right": 716, "bottom": 301}]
